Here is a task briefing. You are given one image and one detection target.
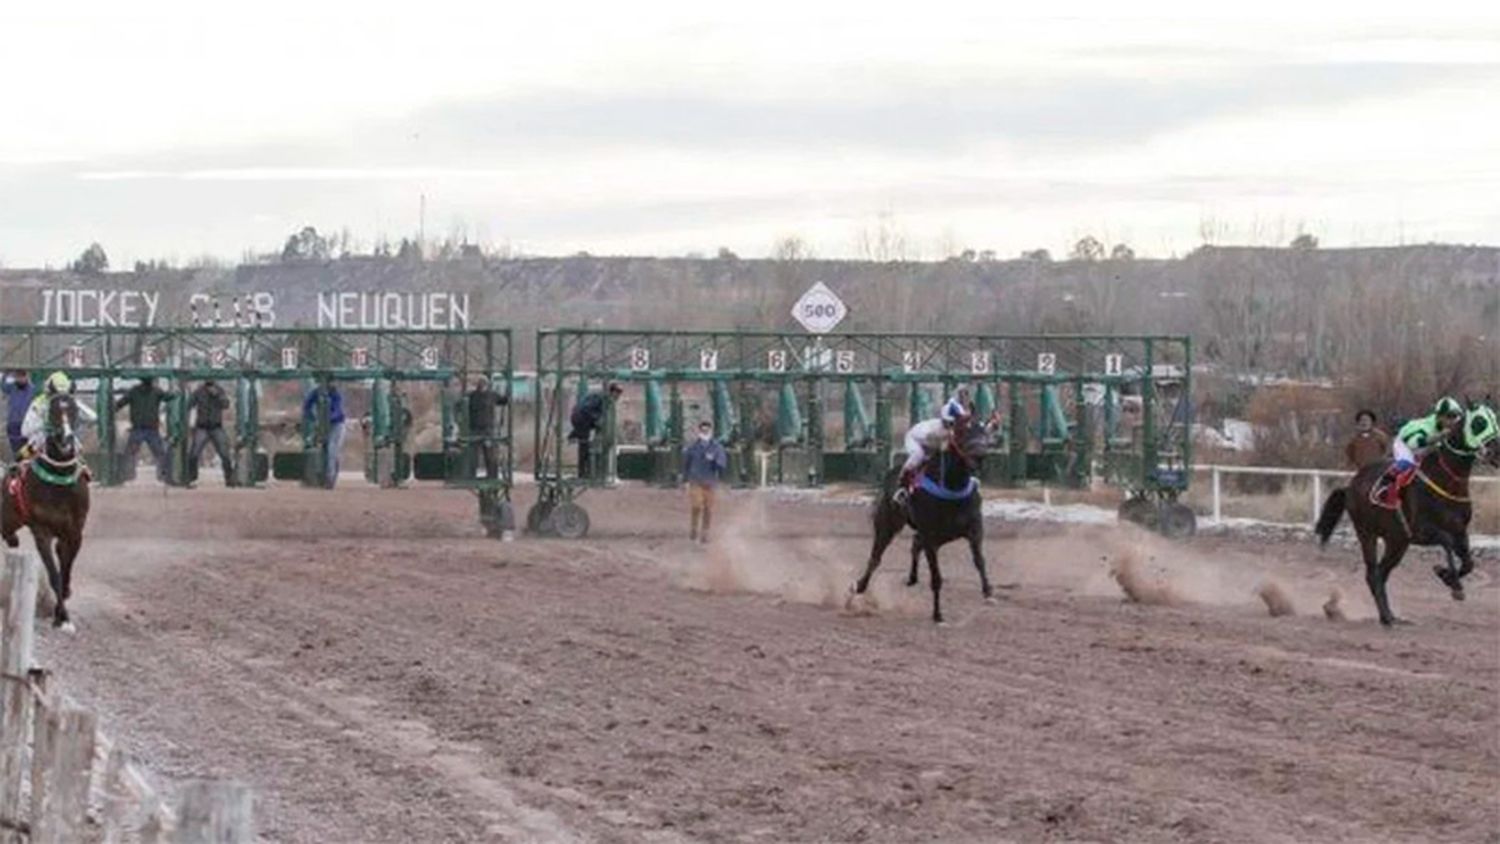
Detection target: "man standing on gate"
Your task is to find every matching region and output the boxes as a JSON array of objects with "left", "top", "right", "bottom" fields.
[
  {"left": 115, "top": 376, "right": 176, "bottom": 483},
  {"left": 466, "top": 375, "right": 509, "bottom": 480},
  {"left": 682, "top": 419, "right": 728, "bottom": 544},
  {"left": 2, "top": 371, "right": 35, "bottom": 460},
  {"left": 568, "top": 382, "right": 622, "bottom": 480},
  {"left": 188, "top": 378, "right": 236, "bottom": 486},
  {"left": 302, "top": 376, "right": 347, "bottom": 489}
]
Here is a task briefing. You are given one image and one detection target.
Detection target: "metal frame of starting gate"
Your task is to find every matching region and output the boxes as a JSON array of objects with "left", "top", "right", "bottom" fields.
[
  {"left": 0, "top": 325, "right": 517, "bottom": 537},
  {"left": 532, "top": 329, "right": 1194, "bottom": 538}
]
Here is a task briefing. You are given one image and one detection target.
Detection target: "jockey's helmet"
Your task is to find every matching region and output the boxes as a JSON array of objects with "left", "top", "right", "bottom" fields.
[
  {"left": 940, "top": 397, "right": 969, "bottom": 426},
  {"left": 44, "top": 371, "right": 71, "bottom": 395},
  {"left": 1434, "top": 396, "right": 1463, "bottom": 420}
]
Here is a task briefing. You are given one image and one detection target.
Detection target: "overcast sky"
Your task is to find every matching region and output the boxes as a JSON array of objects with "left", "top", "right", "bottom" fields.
[{"left": 2, "top": 1, "right": 1498, "bottom": 267}]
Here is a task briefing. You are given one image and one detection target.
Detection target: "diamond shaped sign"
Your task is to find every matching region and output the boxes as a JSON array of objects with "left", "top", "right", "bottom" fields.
[{"left": 791, "top": 281, "right": 848, "bottom": 334}]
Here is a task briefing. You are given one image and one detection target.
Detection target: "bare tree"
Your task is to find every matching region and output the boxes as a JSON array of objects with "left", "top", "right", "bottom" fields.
[
  {"left": 854, "top": 210, "right": 911, "bottom": 263},
  {"left": 1109, "top": 243, "right": 1136, "bottom": 261},
  {"left": 1070, "top": 235, "right": 1105, "bottom": 262},
  {"left": 71, "top": 242, "right": 109, "bottom": 274}
]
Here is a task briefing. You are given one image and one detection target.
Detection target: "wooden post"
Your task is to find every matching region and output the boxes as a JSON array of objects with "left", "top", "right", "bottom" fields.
[
  {"left": 175, "top": 781, "right": 254, "bottom": 843},
  {"left": 1212, "top": 467, "right": 1222, "bottom": 525},
  {"left": 29, "top": 707, "right": 97, "bottom": 844},
  {"left": 1311, "top": 472, "right": 1324, "bottom": 528},
  {"left": 0, "top": 550, "right": 39, "bottom": 836}
]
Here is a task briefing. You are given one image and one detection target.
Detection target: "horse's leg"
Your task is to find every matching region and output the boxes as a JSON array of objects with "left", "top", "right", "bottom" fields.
[
  {"left": 907, "top": 534, "right": 921, "bottom": 587},
  {"left": 968, "top": 530, "right": 993, "bottom": 602},
  {"left": 1369, "top": 535, "right": 1410, "bottom": 627},
  {"left": 58, "top": 531, "right": 80, "bottom": 602},
  {"left": 31, "top": 528, "right": 67, "bottom": 627},
  {"left": 853, "top": 503, "right": 902, "bottom": 595},
  {"left": 1434, "top": 532, "right": 1472, "bottom": 601},
  {"left": 925, "top": 544, "right": 944, "bottom": 624}
]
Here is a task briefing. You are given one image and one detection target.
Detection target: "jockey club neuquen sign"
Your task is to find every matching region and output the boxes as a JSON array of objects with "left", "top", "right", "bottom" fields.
[{"left": 23, "top": 289, "right": 471, "bottom": 330}]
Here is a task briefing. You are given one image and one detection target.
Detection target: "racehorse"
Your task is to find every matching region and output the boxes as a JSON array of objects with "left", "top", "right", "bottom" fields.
[
  {"left": 1, "top": 391, "right": 92, "bottom": 630},
  {"left": 1315, "top": 401, "right": 1499, "bottom": 626},
  {"left": 850, "top": 419, "right": 994, "bottom": 623}
]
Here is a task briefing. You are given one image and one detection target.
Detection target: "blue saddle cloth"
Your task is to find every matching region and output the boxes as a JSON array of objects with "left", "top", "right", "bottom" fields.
[{"left": 916, "top": 474, "right": 978, "bottom": 501}]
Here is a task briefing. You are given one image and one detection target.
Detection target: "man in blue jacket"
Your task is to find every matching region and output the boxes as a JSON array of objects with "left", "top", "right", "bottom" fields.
[
  {"left": 682, "top": 419, "right": 728, "bottom": 543},
  {"left": 2, "top": 371, "right": 35, "bottom": 459},
  {"left": 303, "top": 377, "right": 347, "bottom": 489}
]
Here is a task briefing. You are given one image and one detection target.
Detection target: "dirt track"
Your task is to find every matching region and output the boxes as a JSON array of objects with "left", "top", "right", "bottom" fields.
[{"left": 29, "top": 481, "right": 1500, "bottom": 843}]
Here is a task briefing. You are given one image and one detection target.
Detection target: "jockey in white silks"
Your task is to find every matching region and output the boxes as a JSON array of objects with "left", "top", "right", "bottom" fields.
[
  {"left": 19, "top": 372, "right": 96, "bottom": 459},
  {"left": 893, "top": 393, "right": 971, "bottom": 504}
]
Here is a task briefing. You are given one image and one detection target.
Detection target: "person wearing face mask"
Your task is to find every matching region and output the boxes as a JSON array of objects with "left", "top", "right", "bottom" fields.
[{"left": 681, "top": 419, "right": 728, "bottom": 544}]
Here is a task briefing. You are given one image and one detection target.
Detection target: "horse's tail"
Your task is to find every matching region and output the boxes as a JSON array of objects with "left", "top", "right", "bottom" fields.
[{"left": 1315, "top": 487, "right": 1347, "bottom": 547}]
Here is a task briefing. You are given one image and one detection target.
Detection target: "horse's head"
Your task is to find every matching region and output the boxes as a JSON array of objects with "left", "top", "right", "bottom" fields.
[
  {"left": 935, "top": 417, "right": 992, "bottom": 473},
  {"left": 44, "top": 391, "right": 81, "bottom": 461},
  {"left": 1464, "top": 401, "right": 1500, "bottom": 469}
]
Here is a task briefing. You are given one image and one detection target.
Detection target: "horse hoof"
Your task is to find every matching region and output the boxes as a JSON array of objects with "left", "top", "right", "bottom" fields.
[
  {"left": 60, "top": 621, "right": 77, "bottom": 635},
  {"left": 1451, "top": 588, "right": 1466, "bottom": 602},
  {"left": 905, "top": 578, "right": 918, "bottom": 588},
  {"left": 984, "top": 595, "right": 997, "bottom": 605},
  {"left": 1382, "top": 616, "right": 1412, "bottom": 628}
]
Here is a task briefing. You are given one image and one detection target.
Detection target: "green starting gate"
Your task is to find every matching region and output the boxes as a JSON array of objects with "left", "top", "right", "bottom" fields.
[
  {"left": 0, "top": 325, "right": 516, "bottom": 537},
  {"left": 532, "top": 329, "right": 1194, "bottom": 538}
]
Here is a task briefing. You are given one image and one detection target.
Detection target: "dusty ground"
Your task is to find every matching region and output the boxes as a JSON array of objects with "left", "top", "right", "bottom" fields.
[{"left": 26, "top": 479, "right": 1500, "bottom": 843}]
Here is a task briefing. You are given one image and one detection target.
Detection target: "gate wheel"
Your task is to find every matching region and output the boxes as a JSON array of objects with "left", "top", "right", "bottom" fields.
[{"left": 550, "top": 502, "right": 591, "bottom": 539}]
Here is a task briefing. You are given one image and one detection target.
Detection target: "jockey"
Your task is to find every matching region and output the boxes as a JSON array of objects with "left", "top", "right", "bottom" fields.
[
  {"left": 893, "top": 393, "right": 971, "bottom": 504},
  {"left": 1376, "top": 396, "right": 1463, "bottom": 506},
  {"left": 18, "top": 372, "right": 96, "bottom": 460}
]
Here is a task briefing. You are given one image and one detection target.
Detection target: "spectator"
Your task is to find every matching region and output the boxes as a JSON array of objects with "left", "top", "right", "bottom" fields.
[
  {"left": 2, "top": 371, "right": 35, "bottom": 459},
  {"left": 1345, "top": 409, "right": 1391, "bottom": 469}
]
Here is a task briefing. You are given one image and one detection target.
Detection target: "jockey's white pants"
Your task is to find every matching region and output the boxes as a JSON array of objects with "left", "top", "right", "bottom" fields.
[{"left": 1392, "top": 439, "right": 1415, "bottom": 469}]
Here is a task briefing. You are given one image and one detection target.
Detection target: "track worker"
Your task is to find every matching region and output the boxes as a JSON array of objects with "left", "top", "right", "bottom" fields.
[
  {"left": 115, "top": 376, "right": 176, "bottom": 483},
  {"left": 567, "top": 382, "right": 623, "bottom": 480},
  {"left": 682, "top": 419, "right": 728, "bottom": 543},
  {"left": 466, "top": 375, "right": 509, "bottom": 480},
  {"left": 302, "top": 377, "right": 347, "bottom": 489},
  {"left": 2, "top": 371, "right": 35, "bottom": 459},
  {"left": 1344, "top": 409, "right": 1390, "bottom": 470},
  {"left": 188, "top": 378, "right": 236, "bottom": 486}
]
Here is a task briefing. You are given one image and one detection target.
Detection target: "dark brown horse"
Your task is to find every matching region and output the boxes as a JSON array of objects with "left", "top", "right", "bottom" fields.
[
  {"left": 1315, "top": 403, "right": 1499, "bottom": 626},
  {"left": 849, "top": 420, "right": 994, "bottom": 623},
  {"left": 2, "top": 392, "right": 91, "bottom": 630}
]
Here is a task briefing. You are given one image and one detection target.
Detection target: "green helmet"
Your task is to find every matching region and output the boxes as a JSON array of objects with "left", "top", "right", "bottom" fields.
[
  {"left": 1434, "top": 396, "right": 1463, "bottom": 418},
  {"left": 1464, "top": 405, "right": 1499, "bottom": 451}
]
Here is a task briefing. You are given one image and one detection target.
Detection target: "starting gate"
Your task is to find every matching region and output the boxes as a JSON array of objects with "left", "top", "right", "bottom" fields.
[
  {"left": 532, "top": 329, "right": 1194, "bottom": 538},
  {"left": 0, "top": 325, "right": 516, "bottom": 537}
]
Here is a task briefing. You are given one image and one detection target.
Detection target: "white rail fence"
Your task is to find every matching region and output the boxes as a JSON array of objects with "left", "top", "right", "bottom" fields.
[
  {"left": 1, "top": 550, "right": 253, "bottom": 843},
  {"left": 1195, "top": 464, "right": 1500, "bottom": 529}
]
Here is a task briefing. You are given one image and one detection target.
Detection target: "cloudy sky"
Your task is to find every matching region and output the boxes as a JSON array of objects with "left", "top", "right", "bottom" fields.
[{"left": 2, "top": 1, "right": 1498, "bottom": 267}]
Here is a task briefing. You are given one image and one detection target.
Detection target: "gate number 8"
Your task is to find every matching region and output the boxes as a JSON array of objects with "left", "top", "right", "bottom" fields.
[{"left": 629, "top": 348, "right": 651, "bottom": 371}]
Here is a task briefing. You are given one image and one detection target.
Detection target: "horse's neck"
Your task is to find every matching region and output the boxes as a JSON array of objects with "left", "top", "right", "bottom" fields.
[
  {"left": 927, "top": 451, "right": 971, "bottom": 488},
  {"left": 1422, "top": 441, "right": 1473, "bottom": 488}
]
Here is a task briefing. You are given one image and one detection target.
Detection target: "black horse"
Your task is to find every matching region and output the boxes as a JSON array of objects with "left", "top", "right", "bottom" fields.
[
  {"left": 1, "top": 392, "right": 92, "bottom": 630},
  {"left": 850, "top": 420, "right": 994, "bottom": 623},
  {"left": 1315, "top": 402, "right": 1499, "bottom": 626}
]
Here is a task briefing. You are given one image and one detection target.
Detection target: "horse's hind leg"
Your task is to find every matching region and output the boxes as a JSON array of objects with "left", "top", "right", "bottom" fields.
[
  {"left": 925, "top": 545, "right": 944, "bottom": 624},
  {"left": 31, "top": 530, "right": 67, "bottom": 628}
]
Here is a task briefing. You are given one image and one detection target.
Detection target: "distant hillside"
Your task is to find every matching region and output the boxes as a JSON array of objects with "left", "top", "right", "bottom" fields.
[{"left": 3, "top": 246, "right": 1496, "bottom": 396}]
